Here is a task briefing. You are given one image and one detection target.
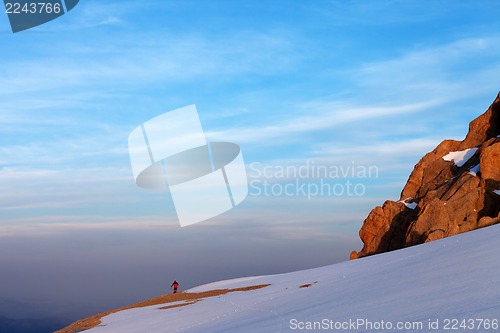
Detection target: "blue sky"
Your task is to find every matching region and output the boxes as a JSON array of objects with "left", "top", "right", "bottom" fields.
[{"left": 1, "top": 0, "right": 500, "bottom": 324}]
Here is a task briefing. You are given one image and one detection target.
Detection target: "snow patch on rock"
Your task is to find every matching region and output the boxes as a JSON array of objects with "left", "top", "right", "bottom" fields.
[
  {"left": 469, "top": 164, "right": 480, "bottom": 176},
  {"left": 399, "top": 197, "right": 417, "bottom": 210},
  {"left": 443, "top": 148, "right": 478, "bottom": 167}
]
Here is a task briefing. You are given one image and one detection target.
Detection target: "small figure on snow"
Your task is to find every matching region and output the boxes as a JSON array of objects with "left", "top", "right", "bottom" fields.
[{"left": 171, "top": 280, "right": 179, "bottom": 294}]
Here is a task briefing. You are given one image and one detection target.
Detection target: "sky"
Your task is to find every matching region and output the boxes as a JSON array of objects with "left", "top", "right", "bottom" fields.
[{"left": 0, "top": 0, "right": 500, "bottom": 328}]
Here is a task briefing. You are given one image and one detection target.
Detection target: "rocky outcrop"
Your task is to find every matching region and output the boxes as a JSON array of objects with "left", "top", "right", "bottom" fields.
[{"left": 351, "top": 92, "right": 500, "bottom": 259}]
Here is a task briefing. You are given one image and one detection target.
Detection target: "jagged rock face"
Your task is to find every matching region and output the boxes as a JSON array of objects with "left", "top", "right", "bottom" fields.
[
  {"left": 351, "top": 92, "right": 500, "bottom": 260},
  {"left": 481, "top": 142, "right": 500, "bottom": 188}
]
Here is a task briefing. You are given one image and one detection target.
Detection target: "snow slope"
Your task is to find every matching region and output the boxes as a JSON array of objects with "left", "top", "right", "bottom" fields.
[{"left": 86, "top": 225, "right": 500, "bottom": 333}]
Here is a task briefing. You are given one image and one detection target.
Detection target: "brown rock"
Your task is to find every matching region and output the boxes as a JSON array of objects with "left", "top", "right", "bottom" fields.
[
  {"left": 351, "top": 199, "right": 419, "bottom": 259},
  {"left": 480, "top": 142, "right": 500, "bottom": 187},
  {"left": 406, "top": 184, "right": 485, "bottom": 245},
  {"left": 461, "top": 91, "right": 500, "bottom": 148},
  {"left": 400, "top": 140, "right": 460, "bottom": 200},
  {"left": 351, "top": 92, "right": 500, "bottom": 259},
  {"left": 478, "top": 215, "right": 500, "bottom": 229}
]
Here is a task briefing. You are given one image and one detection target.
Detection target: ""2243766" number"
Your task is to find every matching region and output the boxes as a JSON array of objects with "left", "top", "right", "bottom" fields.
[{"left": 5, "top": 2, "right": 62, "bottom": 14}]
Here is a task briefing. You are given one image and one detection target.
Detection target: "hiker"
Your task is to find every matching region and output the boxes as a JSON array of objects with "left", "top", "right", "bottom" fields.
[{"left": 171, "top": 280, "right": 179, "bottom": 294}]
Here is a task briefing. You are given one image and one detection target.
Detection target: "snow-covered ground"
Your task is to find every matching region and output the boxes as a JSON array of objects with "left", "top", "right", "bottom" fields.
[{"left": 86, "top": 224, "right": 500, "bottom": 333}]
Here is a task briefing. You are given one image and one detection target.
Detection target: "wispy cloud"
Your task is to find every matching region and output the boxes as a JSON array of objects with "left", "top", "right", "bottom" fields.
[
  {"left": 320, "top": 1, "right": 465, "bottom": 26},
  {"left": 0, "top": 29, "right": 300, "bottom": 95},
  {"left": 355, "top": 36, "right": 500, "bottom": 101},
  {"left": 38, "top": 1, "right": 137, "bottom": 30},
  {"left": 0, "top": 215, "right": 179, "bottom": 238},
  {"left": 312, "top": 138, "right": 443, "bottom": 160},
  {"left": 206, "top": 99, "right": 443, "bottom": 144},
  {"left": 205, "top": 34, "right": 500, "bottom": 145}
]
